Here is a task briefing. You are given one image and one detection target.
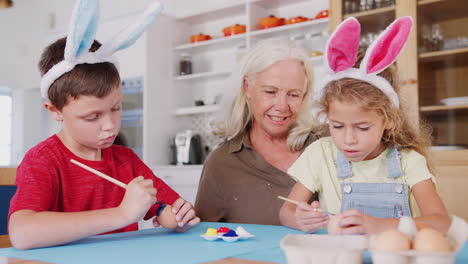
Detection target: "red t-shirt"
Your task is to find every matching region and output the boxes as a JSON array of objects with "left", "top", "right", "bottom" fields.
[{"left": 9, "top": 135, "right": 179, "bottom": 234}]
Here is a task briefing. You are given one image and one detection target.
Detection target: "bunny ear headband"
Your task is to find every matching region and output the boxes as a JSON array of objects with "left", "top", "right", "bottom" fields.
[
  {"left": 40, "top": 0, "right": 163, "bottom": 99},
  {"left": 315, "top": 16, "right": 413, "bottom": 108}
]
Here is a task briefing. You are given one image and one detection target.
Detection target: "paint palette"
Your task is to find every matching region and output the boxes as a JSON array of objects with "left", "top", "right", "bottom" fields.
[{"left": 200, "top": 226, "right": 255, "bottom": 242}]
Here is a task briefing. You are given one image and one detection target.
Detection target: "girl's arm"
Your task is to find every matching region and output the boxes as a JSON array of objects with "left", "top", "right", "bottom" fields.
[
  {"left": 279, "top": 182, "right": 329, "bottom": 233},
  {"left": 412, "top": 179, "right": 451, "bottom": 232}
]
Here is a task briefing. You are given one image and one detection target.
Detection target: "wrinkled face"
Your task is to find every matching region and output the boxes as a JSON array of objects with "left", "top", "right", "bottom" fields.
[
  {"left": 59, "top": 86, "right": 122, "bottom": 152},
  {"left": 328, "top": 100, "right": 391, "bottom": 162},
  {"left": 244, "top": 59, "right": 307, "bottom": 138}
]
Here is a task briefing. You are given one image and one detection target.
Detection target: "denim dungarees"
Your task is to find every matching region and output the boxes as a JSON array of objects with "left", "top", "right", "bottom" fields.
[{"left": 336, "top": 147, "right": 411, "bottom": 218}]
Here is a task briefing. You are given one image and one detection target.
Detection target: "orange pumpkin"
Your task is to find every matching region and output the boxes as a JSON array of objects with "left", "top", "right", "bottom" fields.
[
  {"left": 285, "top": 16, "right": 309, "bottom": 25},
  {"left": 223, "top": 24, "right": 246, "bottom": 37},
  {"left": 315, "top": 10, "right": 329, "bottom": 19},
  {"left": 258, "top": 15, "right": 285, "bottom": 29},
  {"left": 190, "top": 33, "right": 212, "bottom": 43}
]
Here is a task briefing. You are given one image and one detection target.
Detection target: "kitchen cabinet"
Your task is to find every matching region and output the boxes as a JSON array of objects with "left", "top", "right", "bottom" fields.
[
  {"left": 329, "top": 0, "right": 468, "bottom": 219},
  {"left": 152, "top": 165, "right": 203, "bottom": 204}
]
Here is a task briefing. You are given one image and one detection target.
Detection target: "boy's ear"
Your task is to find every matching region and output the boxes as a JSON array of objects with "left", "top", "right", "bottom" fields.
[{"left": 44, "top": 101, "right": 63, "bottom": 122}]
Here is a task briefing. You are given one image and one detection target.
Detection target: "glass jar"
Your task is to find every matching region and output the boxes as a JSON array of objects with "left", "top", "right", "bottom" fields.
[{"left": 179, "top": 53, "right": 192, "bottom": 75}]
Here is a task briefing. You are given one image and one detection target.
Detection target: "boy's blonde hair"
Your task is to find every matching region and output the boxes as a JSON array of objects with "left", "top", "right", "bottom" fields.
[
  {"left": 316, "top": 65, "right": 435, "bottom": 174},
  {"left": 213, "top": 38, "right": 317, "bottom": 152}
]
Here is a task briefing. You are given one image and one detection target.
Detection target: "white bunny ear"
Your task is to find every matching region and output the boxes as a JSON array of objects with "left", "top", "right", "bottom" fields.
[
  {"left": 324, "top": 17, "right": 361, "bottom": 73},
  {"left": 64, "top": 0, "right": 100, "bottom": 61},
  {"left": 96, "top": 1, "right": 163, "bottom": 58},
  {"left": 360, "top": 16, "right": 413, "bottom": 74}
]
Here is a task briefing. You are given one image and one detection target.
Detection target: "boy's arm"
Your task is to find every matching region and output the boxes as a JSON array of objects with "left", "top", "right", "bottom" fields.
[
  {"left": 9, "top": 208, "right": 128, "bottom": 250},
  {"left": 9, "top": 176, "right": 157, "bottom": 250}
]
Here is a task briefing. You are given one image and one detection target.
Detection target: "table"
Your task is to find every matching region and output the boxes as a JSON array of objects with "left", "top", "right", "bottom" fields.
[{"left": 0, "top": 222, "right": 467, "bottom": 264}]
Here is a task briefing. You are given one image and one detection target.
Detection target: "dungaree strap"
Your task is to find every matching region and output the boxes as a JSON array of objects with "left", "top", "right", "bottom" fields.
[{"left": 336, "top": 146, "right": 403, "bottom": 179}]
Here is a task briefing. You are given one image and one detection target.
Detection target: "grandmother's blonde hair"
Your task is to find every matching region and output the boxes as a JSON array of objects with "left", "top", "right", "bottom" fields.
[{"left": 212, "top": 38, "right": 316, "bottom": 152}]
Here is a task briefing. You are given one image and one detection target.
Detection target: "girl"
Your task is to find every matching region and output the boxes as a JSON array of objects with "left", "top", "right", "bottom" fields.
[{"left": 279, "top": 17, "right": 450, "bottom": 235}]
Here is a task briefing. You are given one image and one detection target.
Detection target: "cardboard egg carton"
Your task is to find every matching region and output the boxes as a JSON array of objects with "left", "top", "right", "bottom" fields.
[
  {"left": 370, "top": 215, "right": 468, "bottom": 264},
  {"left": 280, "top": 234, "right": 368, "bottom": 264}
]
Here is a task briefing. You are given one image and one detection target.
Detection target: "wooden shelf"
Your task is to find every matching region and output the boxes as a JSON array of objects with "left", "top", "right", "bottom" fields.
[
  {"left": 344, "top": 6, "right": 395, "bottom": 19},
  {"left": 420, "top": 104, "right": 468, "bottom": 112},
  {"left": 174, "top": 105, "right": 220, "bottom": 116},
  {"left": 343, "top": 6, "right": 395, "bottom": 32},
  {"left": 418, "top": 0, "right": 468, "bottom": 21},
  {"left": 419, "top": 47, "right": 468, "bottom": 63},
  {"left": 175, "top": 71, "right": 231, "bottom": 81}
]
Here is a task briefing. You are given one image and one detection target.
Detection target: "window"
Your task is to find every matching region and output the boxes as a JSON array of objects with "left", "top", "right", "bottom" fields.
[{"left": 0, "top": 87, "right": 12, "bottom": 166}]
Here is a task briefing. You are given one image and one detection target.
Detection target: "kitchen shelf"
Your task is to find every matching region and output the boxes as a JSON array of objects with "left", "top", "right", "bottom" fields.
[
  {"left": 249, "top": 18, "right": 329, "bottom": 37},
  {"left": 344, "top": 6, "right": 395, "bottom": 19},
  {"left": 343, "top": 6, "right": 395, "bottom": 33},
  {"left": 418, "top": 0, "right": 468, "bottom": 21},
  {"left": 173, "top": 34, "right": 246, "bottom": 53},
  {"left": 174, "top": 105, "right": 220, "bottom": 116},
  {"left": 249, "top": 0, "right": 315, "bottom": 9},
  {"left": 419, "top": 47, "right": 468, "bottom": 63},
  {"left": 174, "top": 70, "right": 232, "bottom": 81},
  {"left": 420, "top": 104, "right": 468, "bottom": 113}
]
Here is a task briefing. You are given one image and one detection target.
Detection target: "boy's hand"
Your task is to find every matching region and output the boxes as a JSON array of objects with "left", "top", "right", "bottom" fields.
[
  {"left": 338, "top": 209, "right": 382, "bottom": 235},
  {"left": 295, "top": 201, "right": 329, "bottom": 233},
  {"left": 119, "top": 176, "right": 157, "bottom": 223},
  {"left": 171, "top": 198, "right": 200, "bottom": 232}
]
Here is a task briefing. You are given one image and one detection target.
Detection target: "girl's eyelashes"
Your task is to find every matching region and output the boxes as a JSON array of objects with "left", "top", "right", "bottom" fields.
[
  {"left": 358, "top": 126, "right": 370, "bottom": 131},
  {"left": 331, "top": 123, "right": 343, "bottom": 129}
]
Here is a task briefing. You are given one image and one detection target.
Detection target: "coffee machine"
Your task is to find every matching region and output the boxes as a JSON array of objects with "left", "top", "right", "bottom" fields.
[{"left": 173, "top": 130, "right": 202, "bottom": 165}]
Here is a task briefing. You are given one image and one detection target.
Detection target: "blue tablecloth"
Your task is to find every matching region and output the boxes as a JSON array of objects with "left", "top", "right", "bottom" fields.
[{"left": 0, "top": 222, "right": 467, "bottom": 264}]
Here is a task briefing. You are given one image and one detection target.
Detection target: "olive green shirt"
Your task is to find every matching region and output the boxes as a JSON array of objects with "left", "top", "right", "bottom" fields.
[{"left": 195, "top": 131, "right": 317, "bottom": 225}]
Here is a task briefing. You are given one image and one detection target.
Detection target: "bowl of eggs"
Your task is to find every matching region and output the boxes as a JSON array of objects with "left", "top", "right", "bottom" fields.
[{"left": 370, "top": 216, "right": 467, "bottom": 264}]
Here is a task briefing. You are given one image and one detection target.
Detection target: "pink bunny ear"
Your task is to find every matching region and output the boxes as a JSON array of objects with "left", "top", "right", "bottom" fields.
[
  {"left": 361, "top": 16, "right": 413, "bottom": 74},
  {"left": 326, "top": 17, "right": 361, "bottom": 73}
]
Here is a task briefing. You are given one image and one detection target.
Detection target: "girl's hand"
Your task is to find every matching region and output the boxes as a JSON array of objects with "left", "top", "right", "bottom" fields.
[
  {"left": 119, "top": 176, "right": 157, "bottom": 223},
  {"left": 339, "top": 209, "right": 383, "bottom": 235},
  {"left": 295, "top": 201, "right": 329, "bottom": 233},
  {"left": 171, "top": 198, "right": 200, "bottom": 232}
]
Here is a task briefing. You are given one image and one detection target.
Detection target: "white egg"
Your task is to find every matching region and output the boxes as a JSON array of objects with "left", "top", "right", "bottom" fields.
[
  {"left": 374, "top": 229, "right": 411, "bottom": 251},
  {"left": 413, "top": 228, "right": 452, "bottom": 252}
]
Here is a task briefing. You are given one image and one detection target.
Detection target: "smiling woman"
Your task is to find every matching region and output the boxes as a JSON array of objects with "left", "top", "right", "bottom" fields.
[{"left": 195, "top": 38, "right": 320, "bottom": 225}]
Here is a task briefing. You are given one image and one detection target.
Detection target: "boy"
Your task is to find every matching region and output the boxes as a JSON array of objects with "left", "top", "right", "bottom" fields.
[{"left": 8, "top": 38, "right": 200, "bottom": 250}]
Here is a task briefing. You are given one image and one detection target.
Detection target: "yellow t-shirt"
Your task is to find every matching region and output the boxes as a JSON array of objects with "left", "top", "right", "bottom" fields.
[{"left": 288, "top": 137, "right": 435, "bottom": 215}]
